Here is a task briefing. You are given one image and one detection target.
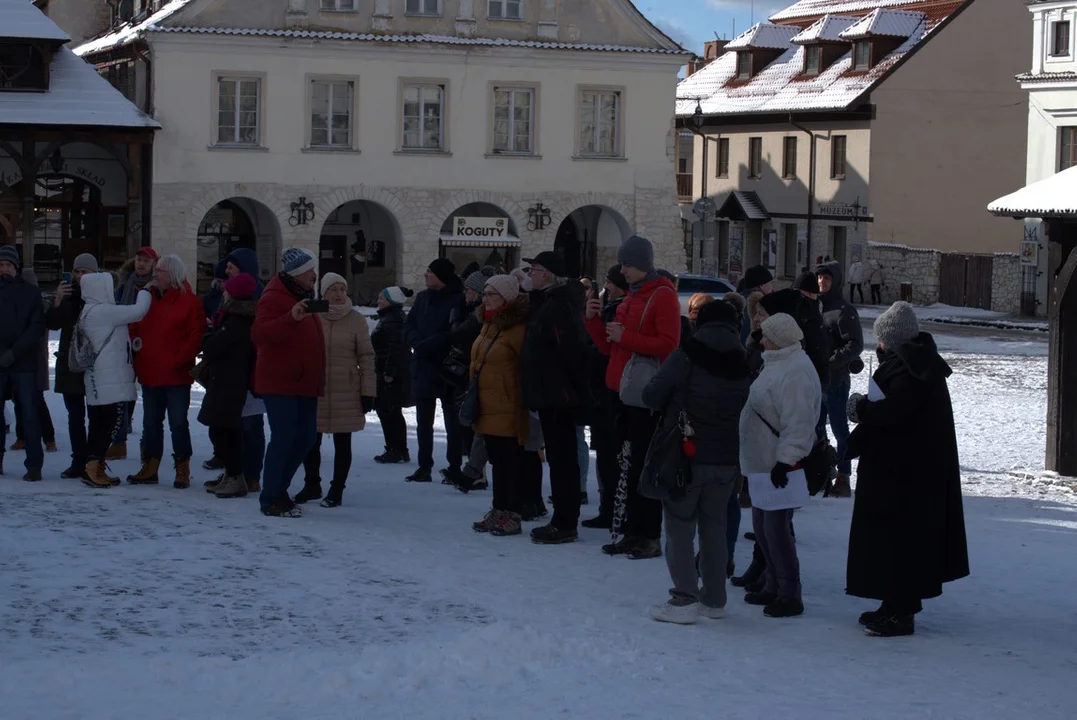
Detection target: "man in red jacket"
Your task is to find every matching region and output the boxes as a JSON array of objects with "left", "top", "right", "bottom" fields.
[
  {"left": 126, "top": 254, "right": 205, "bottom": 489},
  {"left": 585, "top": 235, "right": 680, "bottom": 560},
  {"left": 252, "top": 248, "right": 326, "bottom": 518}
]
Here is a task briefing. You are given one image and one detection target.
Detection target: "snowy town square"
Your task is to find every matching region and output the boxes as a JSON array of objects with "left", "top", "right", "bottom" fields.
[{"left": 3, "top": 0, "right": 1077, "bottom": 717}]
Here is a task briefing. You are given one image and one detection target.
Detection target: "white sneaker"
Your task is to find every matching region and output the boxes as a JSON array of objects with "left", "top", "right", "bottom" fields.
[
  {"left": 649, "top": 601, "right": 700, "bottom": 625},
  {"left": 699, "top": 605, "right": 726, "bottom": 619}
]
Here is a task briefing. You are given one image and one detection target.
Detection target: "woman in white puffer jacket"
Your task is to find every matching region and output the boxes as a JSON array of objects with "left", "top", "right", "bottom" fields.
[
  {"left": 77, "top": 272, "right": 151, "bottom": 489},
  {"left": 739, "top": 313, "right": 821, "bottom": 619}
]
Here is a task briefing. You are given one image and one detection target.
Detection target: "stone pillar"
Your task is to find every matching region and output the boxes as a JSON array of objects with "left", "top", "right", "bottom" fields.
[
  {"left": 373, "top": 0, "right": 393, "bottom": 32},
  {"left": 286, "top": 0, "right": 308, "bottom": 29},
  {"left": 538, "top": 0, "right": 558, "bottom": 40},
  {"left": 456, "top": 0, "right": 477, "bottom": 37}
]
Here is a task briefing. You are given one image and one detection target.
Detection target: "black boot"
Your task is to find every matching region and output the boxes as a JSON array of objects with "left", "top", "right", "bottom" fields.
[
  {"left": 581, "top": 514, "right": 613, "bottom": 530},
  {"left": 294, "top": 480, "right": 323, "bottom": 504},
  {"left": 320, "top": 484, "right": 343, "bottom": 508},
  {"left": 406, "top": 468, "right": 432, "bottom": 483},
  {"left": 864, "top": 613, "right": 915, "bottom": 637},
  {"left": 859, "top": 603, "right": 887, "bottom": 626},
  {"left": 731, "top": 548, "right": 766, "bottom": 588}
]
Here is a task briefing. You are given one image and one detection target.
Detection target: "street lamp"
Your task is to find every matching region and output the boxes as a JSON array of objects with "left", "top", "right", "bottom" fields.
[{"left": 692, "top": 100, "right": 705, "bottom": 132}]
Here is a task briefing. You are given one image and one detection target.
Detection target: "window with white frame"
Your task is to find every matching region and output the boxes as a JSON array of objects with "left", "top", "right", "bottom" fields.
[
  {"left": 319, "top": 0, "right": 356, "bottom": 10},
  {"left": 310, "top": 80, "right": 353, "bottom": 148},
  {"left": 492, "top": 87, "right": 533, "bottom": 154},
  {"left": 402, "top": 83, "right": 445, "bottom": 150},
  {"left": 216, "top": 77, "right": 260, "bottom": 145},
  {"left": 489, "top": 0, "right": 522, "bottom": 19},
  {"left": 405, "top": 0, "right": 440, "bottom": 15},
  {"left": 578, "top": 89, "right": 621, "bottom": 157},
  {"left": 1052, "top": 20, "right": 1071, "bottom": 57}
]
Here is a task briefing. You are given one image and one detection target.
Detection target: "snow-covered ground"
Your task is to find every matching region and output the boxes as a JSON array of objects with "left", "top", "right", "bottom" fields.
[{"left": 1, "top": 328, "right": 1073, "bottom": 719}]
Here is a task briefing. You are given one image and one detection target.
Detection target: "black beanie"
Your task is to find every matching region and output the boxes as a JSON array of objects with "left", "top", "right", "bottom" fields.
[
  {"left": 605, "top": 264, "right": 629, "bottom": 292},
  {"left": 759, "top": 288, "right": 803, "bottom": 318},
  {"left": 794, "top": 271, "right": 819, "bottom": 293},
  {"left": 428, "top": 258, "right": 457, "bottom": 286},
  {"left": 744, "top": 265, "right": 773, "bottom": 290},
  {"left": 696, "top": 299, "right": 740, "bottom": 329}
]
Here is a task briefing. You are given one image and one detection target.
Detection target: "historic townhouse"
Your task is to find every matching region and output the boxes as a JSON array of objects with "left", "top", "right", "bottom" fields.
[
  {"left": 677, "top": 0, "right": 1030, "bottom": 312},
  {"left": 63, "top": 0, "right": 687, "bottom": 299}
]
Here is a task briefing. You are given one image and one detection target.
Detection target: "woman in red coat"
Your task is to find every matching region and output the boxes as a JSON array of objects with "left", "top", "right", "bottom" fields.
[{"left": 126, "top": 254, "right": 206, "bottom": 489}]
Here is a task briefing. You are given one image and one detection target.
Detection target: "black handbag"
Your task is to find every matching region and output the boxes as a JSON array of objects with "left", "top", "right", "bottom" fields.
[
  {"left": 457, "top": 328, "right": 501, "bottom": 428},
  {"left": 638, "top": 367, "right": 696, "bottom": 501},
  {"left": 441, "top": 346, "right": 470, "bottom": 389},
  {"left": 752, "top": 407, "right": 835, "bottom": 496}
]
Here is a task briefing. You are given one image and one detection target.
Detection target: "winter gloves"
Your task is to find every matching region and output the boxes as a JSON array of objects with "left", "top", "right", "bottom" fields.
[
  {"left": 771, "top": 462, "right": 792, "bottom": 489},
  {"left": 847, "top": 393, "right": 865, "bottom": 424},
  {"left": 0, "top": 350, "right": 13, "bottom": 369},
  {"left": 361, "top": 396, "right": 376, "bottom": 414}
]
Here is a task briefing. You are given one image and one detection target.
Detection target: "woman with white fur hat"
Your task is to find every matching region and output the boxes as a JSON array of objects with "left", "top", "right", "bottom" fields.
[
  {"left": 738, "top": 313, "right": 821, "bottom": 619},
  {"left": 294, "top": 272, "right": 377, "bottom": 508}
]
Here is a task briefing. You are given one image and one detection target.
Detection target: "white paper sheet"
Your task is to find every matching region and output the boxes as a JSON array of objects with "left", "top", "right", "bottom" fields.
[
  {"left": 747, "top": 468, "right": 809, "bottom": 511},
  {"left": 868, "top": 376, "right": 886, "bottom": 402}
]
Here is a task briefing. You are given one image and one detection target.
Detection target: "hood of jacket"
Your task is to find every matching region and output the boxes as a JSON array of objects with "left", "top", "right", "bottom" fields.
[
  {"left": 684, "top": 321, "right": 750, "bottom": 380},
  {"left": 221, "top": 298, "right": 257, "bottom": 318},
  {"left": 476, "top": 294, "right": 530, "bottom": 330},
  {"left": 888, "top": 331, "right": 952, "bottom": 382},
  {"left": 81, "top": 272, "right": 117, "bottom": 306},
  {"left": 817, "top": 261, "right": 845, "bottom": 307},
  {"left": 117, "top": 257, "right": 152, "bottom": 283}
]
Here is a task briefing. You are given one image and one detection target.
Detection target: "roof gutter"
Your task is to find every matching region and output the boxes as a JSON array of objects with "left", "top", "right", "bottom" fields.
[{"left": 789, "top": 113, "right": 816, "bottom": 255}]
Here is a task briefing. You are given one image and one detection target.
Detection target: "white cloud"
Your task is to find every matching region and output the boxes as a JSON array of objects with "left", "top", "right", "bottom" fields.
[{"left": 650, "top": 16, "right": 696, "bottom": 50}]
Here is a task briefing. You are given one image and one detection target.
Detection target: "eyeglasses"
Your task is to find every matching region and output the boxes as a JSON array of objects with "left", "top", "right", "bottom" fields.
[{"left": 482, "top": 291, "right": 501, "bottom": 298}]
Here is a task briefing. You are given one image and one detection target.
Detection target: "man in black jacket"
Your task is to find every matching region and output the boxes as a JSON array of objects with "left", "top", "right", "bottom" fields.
[
  {"left": 46, "top": 253, "right": 99, "bottom": 481},
  {"left": 452, "top": 267, "right": 495, "bottom": 492},
  {"left": 816, "top": 261, "right": 864, "bottom": 497},
  {"left": 521, "top": 251, "right": 589, "bottom": 545},
  {"left": 0, "top": 245, "right": 46, "bottom": 480}
]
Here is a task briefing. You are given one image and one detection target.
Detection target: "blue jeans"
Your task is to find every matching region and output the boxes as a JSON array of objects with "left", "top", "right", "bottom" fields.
[
  {"left": 260, "top": 395, "right": 318, "bottom": 509},
  {"left": 242, "top": 414, "right": 265, "bottom": 482},
  {"left": 817, "top": 374, "right": 852, "bottom": 475},
  {"left": 141, "top": 385, "right": 193, "bottom": 459},
  {"left": 576, "top": 425, "right": 589, "bottom": 492},
  {"left": 2, "top": 372, "right": 42, "bottom": 471}
]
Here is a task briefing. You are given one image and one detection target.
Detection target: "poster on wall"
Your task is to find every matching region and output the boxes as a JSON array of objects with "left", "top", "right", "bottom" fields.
[
  {"left": 1021, "top": 239, "right": 1039, "bottom": 267},
  {"left": 728, "top": 225, "right": 744, "bottom": 281}
]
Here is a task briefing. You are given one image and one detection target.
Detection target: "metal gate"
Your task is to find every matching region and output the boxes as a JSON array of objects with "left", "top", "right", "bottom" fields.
[{"left": 939, "top": 253, "right": 993, "bottom": 310}]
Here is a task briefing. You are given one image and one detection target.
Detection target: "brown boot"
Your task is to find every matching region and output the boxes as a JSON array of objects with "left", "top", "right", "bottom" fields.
[
  {"left": 829, "top": 474, "right": 852, "bottom": 498},
  {"left": 127, "top": 457, "right": 161, "bottom": 485},
  {"left": 9, "top": 439, "right": 24, "bottom": 451},
  {"left": 82, "top": 460, "right": 118, "bottom": 489},
  {"left": 245, "top": 474, "right": 260, "bottom": 493},
  {"left": 106, "top": 442, "right": 127, "bottom": 460},
  {"left": 173, "top": 457, "right": 191, "bottom": 489}
]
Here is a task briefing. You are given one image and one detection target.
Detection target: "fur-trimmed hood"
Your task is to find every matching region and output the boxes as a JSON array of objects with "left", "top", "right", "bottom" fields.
[
  {"left": 474, "top": 294, "right": 530, "bottom": 330},
  {"left": 221, "top": 298, "right": 257, "bottom": 318}
]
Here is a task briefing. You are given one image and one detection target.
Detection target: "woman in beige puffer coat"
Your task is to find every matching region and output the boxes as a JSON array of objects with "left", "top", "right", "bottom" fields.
[{"left": 296, "top": 272, "right": 377, "bottom": 508}]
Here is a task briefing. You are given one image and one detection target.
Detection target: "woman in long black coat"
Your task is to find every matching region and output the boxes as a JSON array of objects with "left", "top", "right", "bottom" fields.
[
  {"left": 372, "top": 287, "right": 414, "bottom": 464},
  {"left": 197, "top": 275, "right": 258, "bottom": 499},
  {"left": 845, "top": 301, "right": 969, "bottom": 637}
]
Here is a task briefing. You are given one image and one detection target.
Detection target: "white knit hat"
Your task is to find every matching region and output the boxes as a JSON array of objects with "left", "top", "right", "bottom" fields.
[
  {"left": 320, "top": 272, "right": 347, "bottom": 296},
  {"left": 380, "top": 286, "right": 414, "bottom": 306},
  {"left": 761, "top": 313, "right": 804, "bottom": 349}
]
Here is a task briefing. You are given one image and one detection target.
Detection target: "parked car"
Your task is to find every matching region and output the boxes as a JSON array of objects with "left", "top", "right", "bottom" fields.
[{"left": 675, "top": 274, "right": 737, "bottom": 315}]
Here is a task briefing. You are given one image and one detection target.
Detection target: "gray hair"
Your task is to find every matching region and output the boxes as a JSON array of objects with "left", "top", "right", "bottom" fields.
[{"left": 155, "top": 254, "right": 188, "bottom": 290}]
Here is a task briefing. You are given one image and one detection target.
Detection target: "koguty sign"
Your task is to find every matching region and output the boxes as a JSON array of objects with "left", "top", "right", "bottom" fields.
[{"left": 453, "top": 216, "right": 508, "bottom": 238}]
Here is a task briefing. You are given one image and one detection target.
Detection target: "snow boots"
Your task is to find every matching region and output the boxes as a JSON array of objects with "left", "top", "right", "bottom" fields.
[
  {"left": 293, "top": 480, "right": 323, "bottom": 504},
  {"left": 374, "top": 448, "right": 410, "bottom": 464},
  {"left": 530, "top": 523, "right": 579, "bottom": 545},
  {"left": 214, "top": 474, "right": 248, "bottom": 499},
  {"left": 173, "top": 458, "right": 191, "bottom": 489},
  {"left": 127, "top": 457, "right": 161, "bottom": 485},
  {"left": 83, "top": 460, "right": 119, "bottom": 489}
]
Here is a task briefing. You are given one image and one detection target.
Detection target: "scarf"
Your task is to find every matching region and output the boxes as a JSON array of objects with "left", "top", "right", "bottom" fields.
[
  {"left": 278, "top": 271, "right": 313, "bottom": 300},
  {"left": 326, "top": 302, "right": 352, "bottom": 321},
  {"left": 629, "top": 270, "right": 659, "bottom": 294},
  {"left": 483, "top": 305, "right": 508, "bottom": 323},
  {"left": 119, "top": 270, "right": 152, "bottom": 305}
]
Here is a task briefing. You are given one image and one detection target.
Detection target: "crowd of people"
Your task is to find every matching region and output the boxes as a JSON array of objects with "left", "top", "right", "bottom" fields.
[{"left": 0, "top": 233, "right": 968, "bottom": 638}]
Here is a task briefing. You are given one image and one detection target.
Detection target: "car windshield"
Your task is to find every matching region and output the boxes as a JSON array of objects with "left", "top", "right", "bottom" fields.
[{"left": 678, "top": 277, "right": 730, "bottom": 294}]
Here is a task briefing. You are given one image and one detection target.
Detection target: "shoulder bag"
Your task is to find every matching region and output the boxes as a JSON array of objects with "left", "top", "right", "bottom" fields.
[
  {"left": 638, "top": 366, "right": 696, "bottom": 501},
  {"left": 751, "top": 405, "right": 836, "bottom": 497},
  {"left": 618, "top": 286, "right": 675, "bottom": 408},
  {"left": 457, "top": 327, "right": 502, "bottom": 428}
]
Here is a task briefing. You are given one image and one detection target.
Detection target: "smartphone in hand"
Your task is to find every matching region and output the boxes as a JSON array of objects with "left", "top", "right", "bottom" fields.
[
  {"left": 305, "top": 299, "right": 330, "bottom": 313},
  {"left": 61, "top": 272, "right": 72, "bottom": 283}
]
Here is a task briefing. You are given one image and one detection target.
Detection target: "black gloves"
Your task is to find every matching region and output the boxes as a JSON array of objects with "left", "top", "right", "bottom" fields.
[
  {"left": 361, "top": 396, "right": 376, "bottom": 414},
  {"left": 771, "top": 462, "right": 792, "bottom": 489}
]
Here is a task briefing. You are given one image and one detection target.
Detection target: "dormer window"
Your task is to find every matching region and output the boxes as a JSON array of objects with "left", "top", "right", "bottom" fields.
[
  {"left": 853, "top": 41, "right": 872, "bottom": 71},
  {"left": 0, "top": 43, "right": 48, "bottom": 91},
  {"left": 737, "top": 51, "right": 752, "bottom": 80},
  {"left": 1052, "top": 20, "right": 1071, "bottom": 57},
  {"left": 804, "top": 45, "right": 823, "bottom": 76}
]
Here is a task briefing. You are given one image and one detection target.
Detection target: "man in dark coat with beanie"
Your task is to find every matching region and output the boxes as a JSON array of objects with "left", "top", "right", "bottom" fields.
[
  {"left": 0, "top": 245, "right": 46, "bottom": 480},
  {"left": 816, "top": 261, "right": 863, "bottom": 497},
  {"left": 404, "top": 258, "right": 465, "bottom": 483},
  {"left": 739, "top": 265, "right": 774, "bottom": 342}
]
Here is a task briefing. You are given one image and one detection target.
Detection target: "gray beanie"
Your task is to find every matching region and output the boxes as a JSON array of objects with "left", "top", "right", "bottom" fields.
[
  {"left": 874, "top": 301, "right": 919, "bottom": 346},
  {"left": 464, "top": 267, "right": 496, "bottom": 295},
  {"left": 73, "top": 253, "right": 99, "bottom": 272},
  {"left": 617, "top": 235, "right": 654, "bottom": 272},
  {"left": 0, "top": 245, "right": 20, "bottom": 269}
]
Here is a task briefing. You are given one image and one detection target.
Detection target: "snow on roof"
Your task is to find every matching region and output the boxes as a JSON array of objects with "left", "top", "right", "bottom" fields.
[
  {"left": 73, "top": 0, "right": 195, "bottom": 56},
  {"left": 0, "top": 0, "right": 70, "bottom": 43},
  {"left": 0, "top": 46, "right": 159, "bottom": 129},
  {"left": 74, "top": 0, "right": 690, "bottom": 57},
  {"left": 770, "top": 0, "right": 922, "bottom": 21},
  {"left": 791, "top": 15, "right": 860, "bottom": 43},
  {"left": 988, "top": 167, "right": 1077, "bottom": 218},
  {"left": 677, "top": 0, "right": 953, "bottom": 117},
  {"left": 838, "top": 9, "right": 926, "bottom": 38},
  {"left": 725, "top": 23, "right": 803, "bottom": 50}
]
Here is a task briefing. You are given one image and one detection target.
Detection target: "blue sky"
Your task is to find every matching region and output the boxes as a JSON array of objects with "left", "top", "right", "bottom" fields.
[{"left": 636, "top": 0, "right": 786, "bottom": 54}]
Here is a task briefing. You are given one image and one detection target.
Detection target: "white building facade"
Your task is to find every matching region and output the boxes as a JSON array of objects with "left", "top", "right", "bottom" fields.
[{"left": 73, "top": 0, "right": 688, "bottom": 299}]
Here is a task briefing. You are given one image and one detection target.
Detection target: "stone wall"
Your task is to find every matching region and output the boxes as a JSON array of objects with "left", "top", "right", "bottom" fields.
[
  {"left": 865, "top": 242, "right": 941, "bottom": 306},
  {"left": 991, "top": 253, "right": 1021, "bottom": 314},
  {"left": 152, "top": 181, "right": 683, "bottom": 289}
]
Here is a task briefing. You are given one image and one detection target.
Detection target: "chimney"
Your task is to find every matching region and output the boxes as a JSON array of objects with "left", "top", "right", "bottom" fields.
[{"left": 686, "top": 40, "right": 729, "bottom": 76}]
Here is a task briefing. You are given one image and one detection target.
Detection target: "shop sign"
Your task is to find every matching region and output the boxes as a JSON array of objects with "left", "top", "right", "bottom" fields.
[
  {"left": 1, "top": 162, "right": 109, "bottom": 189},
  {"left": 817, "top": 202, "right": 868, "bottom": 217},
  {"left": 453, "top": 216, "right": 508, "bottom": 238}
]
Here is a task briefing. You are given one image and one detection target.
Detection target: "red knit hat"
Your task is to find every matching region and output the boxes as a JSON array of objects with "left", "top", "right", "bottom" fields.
[{"left": 224, "top": 272, "right": 257, "bottom": 300}]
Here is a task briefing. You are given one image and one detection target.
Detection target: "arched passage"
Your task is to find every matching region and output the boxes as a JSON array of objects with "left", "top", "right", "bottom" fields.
[
  {"left": 319, "top": 199, "right": 402, "bottom": 305},
  {"left": 553, "top": 205, "right": 631, "bottom": 279},
  {"left": 195, "top": 198, "right": 281, "bottom": 295},
  {"left": 438, "top": 202, "right": 520, "bottom": 273}
]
